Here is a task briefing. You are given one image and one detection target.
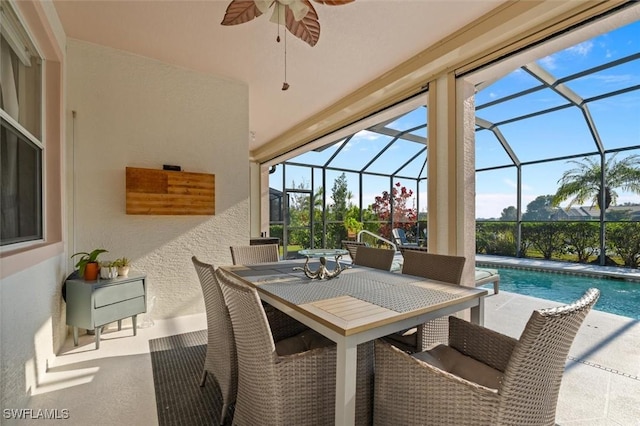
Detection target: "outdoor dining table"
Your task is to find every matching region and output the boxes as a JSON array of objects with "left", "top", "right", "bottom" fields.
[{"left": 222, "top": 258, "right": 488, "bottom": 426}]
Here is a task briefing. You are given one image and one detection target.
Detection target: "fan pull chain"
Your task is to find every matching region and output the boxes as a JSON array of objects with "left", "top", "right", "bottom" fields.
[
  {"left": 282, "top": 28, "right": 289, "bottom": 91},
  {"left": 273, "top": 2, "right": 289, "bottom": 91},
  {"left": 276, "top": 3, "right": 281, "bottom": 43}
]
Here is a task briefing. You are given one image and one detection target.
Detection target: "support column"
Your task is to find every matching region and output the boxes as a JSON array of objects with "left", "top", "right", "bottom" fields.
[
  {"left": 427, "top": 74, "right": 476, "bottom": 288},
  {"left": 249, "top": 161, "right": 269, "bottom": 237}
]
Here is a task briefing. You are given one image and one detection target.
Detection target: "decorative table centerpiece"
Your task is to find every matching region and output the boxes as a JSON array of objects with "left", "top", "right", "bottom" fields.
[{"left": 294, "top": 248, "right": 349, "bottom": 279}]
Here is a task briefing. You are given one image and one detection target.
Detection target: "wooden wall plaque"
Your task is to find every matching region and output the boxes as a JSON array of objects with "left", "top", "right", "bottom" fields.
[{"left": 126, "top": 167, "right": 215, "bottom": 215}]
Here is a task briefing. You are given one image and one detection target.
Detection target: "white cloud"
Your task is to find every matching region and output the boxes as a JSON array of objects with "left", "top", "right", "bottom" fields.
[
  {"left": 352, "top": 130, "right": 380, "bottom": 141},
  {"left": 538, "top": 41, "right": 593, "bottom": 72},
  {"left": 566, "top": 41, "right": 594, "bottom": 56},
  {"left": 342, "top": 130, "right": 381, "bottom": 152},
  {"left": 614, "top": 193, "right": 640, "bottom": 205},
  {"left": 475, "top": 193, "right": 516, "bottom": 219},
  {"left": 538, "top": 42, "right": 593, "bottom": 70},
  {"left": 341, "top": 141, "right": 354, "bottom": 152},
  {"left": 588, "top": 73, "right": 633, "bottom": 84},
  {"left": 475, "top": 193, "right": 538, "bottom": 219},
  {"left": 538, "top": 56, "right": 556, "bottom": 70},
  {"left": 504, "top": 178, "right": 517, "bottom": 189}
]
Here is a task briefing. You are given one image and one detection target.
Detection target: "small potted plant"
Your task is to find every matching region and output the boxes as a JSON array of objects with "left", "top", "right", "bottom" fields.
[
  {"left": 99, "top": 260, "right": 119, "bottom": 279},
  {"left": 71, "top": 249, "right": 108, "bottom": 281},
  {"left": 114, "top": 257, "right": 131, "bottom": 277},
  {"left": 344, "top": 217, "right": 363, "bottom": 240}
]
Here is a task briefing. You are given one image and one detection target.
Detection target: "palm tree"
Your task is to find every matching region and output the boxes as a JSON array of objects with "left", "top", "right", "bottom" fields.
[{"left": 552, "top": 154, "right": 640, "bottom": 211}]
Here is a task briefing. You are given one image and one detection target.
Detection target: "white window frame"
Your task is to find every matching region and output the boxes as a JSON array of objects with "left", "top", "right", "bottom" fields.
[{"left": 0, "top": 0, "right": 45, "bottom": 251}]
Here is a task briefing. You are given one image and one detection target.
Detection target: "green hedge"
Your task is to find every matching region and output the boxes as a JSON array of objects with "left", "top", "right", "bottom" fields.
[{"left": 477, "top": 221, "right": 640, "bottom": 268}]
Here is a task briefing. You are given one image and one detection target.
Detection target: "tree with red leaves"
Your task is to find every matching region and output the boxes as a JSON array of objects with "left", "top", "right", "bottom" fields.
[{"left": 371, "top": 182, "right": 417, "bottom": 240}]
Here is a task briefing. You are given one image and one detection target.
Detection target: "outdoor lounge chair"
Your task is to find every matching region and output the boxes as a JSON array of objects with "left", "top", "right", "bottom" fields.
[
  {"left": 392, "top": 228, "right": 419, "bottom": 249},
  {"left": 215, "top": 267, "right": 374, "bottom": 426},
  {"left": 475, "top": 267, "right": 500, "bottom": 293},
  {"left": 385, "top": 250, "right": 466, "bottom": 352},
  {"left": 373, "top": 288, "right": 600, "bottom": 426}
]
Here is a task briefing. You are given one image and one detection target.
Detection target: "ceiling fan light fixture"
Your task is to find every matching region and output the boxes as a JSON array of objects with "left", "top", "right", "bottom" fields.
[
  {"left": 253, "top": 0, "right": 271, "bottom": 14},
  {"left": 265, "top": 1, "right": 310, "bottom": 24},
  {"left": 221, "top": 0, "right": 356, "bottom": 89}
]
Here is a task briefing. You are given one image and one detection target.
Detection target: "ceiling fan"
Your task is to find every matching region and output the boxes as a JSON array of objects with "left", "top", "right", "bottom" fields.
[{"left": 221, "top": 0, "right": 354, "bottom": 47}]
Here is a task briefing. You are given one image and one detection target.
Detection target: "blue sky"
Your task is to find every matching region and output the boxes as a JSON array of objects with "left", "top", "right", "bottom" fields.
[{"left": 273, "top": 19, "right": 640, "bottom": 220}]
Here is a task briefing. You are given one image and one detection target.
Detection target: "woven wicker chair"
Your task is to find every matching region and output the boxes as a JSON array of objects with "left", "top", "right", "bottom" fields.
[
  {"left": 191, "top": 256, "right": 237, "bottom": 425},
  {"left": 352, "top": 246, "right": 395, "bottom": 271},
  {"left": 401, "top": 248, "right": 501, "bottom": 293},
  {"left": 216, "top": 267, "right": 374, "bottom": 426},
  {"left": 228, "top": 245, "right": 309, "bottom": 339},
  {"left": 373, "top": 288, "right": 600, "bottom": 426},
  {"left": 385, "top": 250, "right": 466, "bottom": 352},
  {"left": 398, "top": 245, "right": 428, "bottom": 256},
  {"left": 230, "top": 244, "right": 279, "bottom": 265},
  {"left": 341, "top": 240, "right": 368, "bottom": 261},
  {"left": 192, "top": 257, "right": 309, "bottom": 424}
]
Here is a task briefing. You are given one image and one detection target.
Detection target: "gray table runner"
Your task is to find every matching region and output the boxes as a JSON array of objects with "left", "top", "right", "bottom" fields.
[
  {"left": 351, "top": 285, "right": 457, "bottom": 313},
  {"left": 249, "top": 264, "right": 457, "bottom": 312}
]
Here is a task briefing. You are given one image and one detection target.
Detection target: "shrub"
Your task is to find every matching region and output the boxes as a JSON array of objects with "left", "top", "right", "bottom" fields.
[
  {"left": 563, "top": 222, "right": 599, "bottom": 263},
  {"left": 606, "top": 222, "right": 640, "bottom": 267},
  {"left": 522, "top": 222, "right": 566, "bottom": 260}
]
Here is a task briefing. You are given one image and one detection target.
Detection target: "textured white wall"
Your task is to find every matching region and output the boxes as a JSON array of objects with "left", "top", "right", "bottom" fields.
[
  {"left": 66, "top": 40, "right": 250, "bottom": 319},
  {"left": 1, "top": 254, "right": 67, "bottom": 409},
  {"left": 0, "top": 0, "right": 68, "bottom": 411}
]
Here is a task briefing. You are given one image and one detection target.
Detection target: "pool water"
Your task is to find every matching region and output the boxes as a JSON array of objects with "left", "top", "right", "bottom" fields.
[{"left": 482, "top": 267, "right": 640, "bottom": 320}]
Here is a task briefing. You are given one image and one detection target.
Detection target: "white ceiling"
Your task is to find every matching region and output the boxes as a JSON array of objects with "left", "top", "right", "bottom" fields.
[{"left": 52, "top": 0, "right": 503, "bottom": 151}]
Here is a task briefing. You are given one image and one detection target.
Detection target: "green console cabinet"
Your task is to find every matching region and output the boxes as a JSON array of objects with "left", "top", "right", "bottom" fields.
[{"left": 65, "top": 272, "right": 147, "bottom": 349}]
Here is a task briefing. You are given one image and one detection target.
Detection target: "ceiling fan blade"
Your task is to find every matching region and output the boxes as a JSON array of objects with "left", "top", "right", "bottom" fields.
[
  {"left": 311, "top": 0, "right": 355, "bottom": 5},
  {"left": 285, "top": 1, "right": 320, "bottom": 47},
  {"left": 221, "top": 0, "right": 264, "bottom": 25}
]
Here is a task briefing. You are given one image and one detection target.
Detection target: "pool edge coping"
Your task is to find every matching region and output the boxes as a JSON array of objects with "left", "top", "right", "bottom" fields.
[{"left": 476, "top": 255, "right": 640, "bottom": 283}]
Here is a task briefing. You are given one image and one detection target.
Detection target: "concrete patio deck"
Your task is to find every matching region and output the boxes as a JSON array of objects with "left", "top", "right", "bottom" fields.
[
  {"left": 485, "top": 290, "right": 640, "bottom": 425},
  {"left": 477, "top": 254, "right": 640, "bottom": 425},
  {"left": 20, "top": 256, "right": 640, "bottom": 425}
]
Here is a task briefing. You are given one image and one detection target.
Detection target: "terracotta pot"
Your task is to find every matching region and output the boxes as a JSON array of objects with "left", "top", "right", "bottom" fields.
[{"left": 84, "top": 262, "right": 100, "bottom": 281}]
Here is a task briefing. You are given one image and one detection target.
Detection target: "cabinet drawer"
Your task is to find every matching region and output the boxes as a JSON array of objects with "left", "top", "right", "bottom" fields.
[
  {"left": 94, "top": 296, "right": 146, "bottom": 326},
  {"left": 94, "top": 280, "right": 144, "bottom": 308}
]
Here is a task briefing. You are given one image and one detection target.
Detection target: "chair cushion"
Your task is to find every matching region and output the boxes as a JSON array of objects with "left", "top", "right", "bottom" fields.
[
  {"left": 413, "top": 344, "right": 503, "bottom": 389},
  {"left": 275, "top": 329, "right": 335, "bottom": 356},
  {"left": 384, "top": 327, "right": 418, "bottom": 347},
  {"left": 275, "top": 335, "right": 308, "bottom": 355},
  {"left": 300, "top": 330, "right": 335, "bottom": 349}
]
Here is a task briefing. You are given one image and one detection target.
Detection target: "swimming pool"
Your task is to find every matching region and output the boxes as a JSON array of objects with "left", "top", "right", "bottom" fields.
[{"left": 480, "top": 267, "right": 640, "bottom": 320}]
